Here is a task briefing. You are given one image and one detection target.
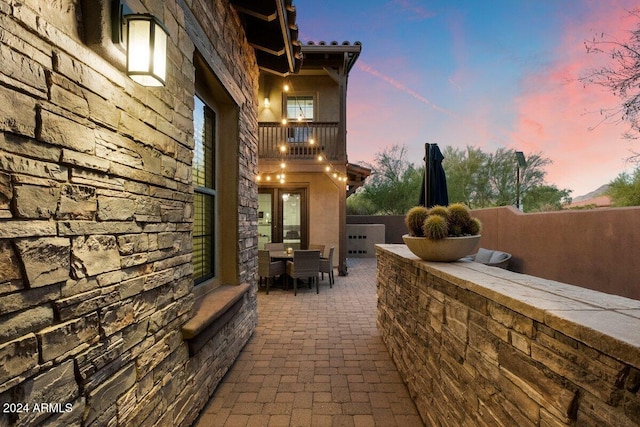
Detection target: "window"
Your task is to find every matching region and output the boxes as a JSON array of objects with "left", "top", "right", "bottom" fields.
[
  {"left": 192, "top": 51, "right": 239, "bottom": 287},
  {"left": 193, "top": 96, "right": 216, "bottom": 284},
  {"left": 286, "top": 96, "right": 314, "bottom": 143},
  {"left": 286, "top": 96, "right": 314, "bottom": 121}
]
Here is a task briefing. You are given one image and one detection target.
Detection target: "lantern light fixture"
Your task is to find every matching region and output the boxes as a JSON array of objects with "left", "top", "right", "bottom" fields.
[{"left": 112, "top": 1, "right": 168, "bottom": 87}]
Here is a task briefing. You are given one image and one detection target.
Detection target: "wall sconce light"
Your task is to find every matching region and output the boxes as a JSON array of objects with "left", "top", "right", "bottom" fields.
[
  {"left": 264, "top": 97, "right": 270, "bottom": 108},
  {"left": 112, "top": 1, "right": 168, "bottom": 86}
]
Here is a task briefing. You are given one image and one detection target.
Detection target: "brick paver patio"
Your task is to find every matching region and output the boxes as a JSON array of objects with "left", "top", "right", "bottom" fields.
[{"left": 192, "top": 258, "right": 424, "bottom": 427}]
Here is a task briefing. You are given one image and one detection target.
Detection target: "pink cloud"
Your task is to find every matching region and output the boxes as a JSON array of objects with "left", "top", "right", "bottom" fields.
[
  {"left": 445, "top": 11, "right": 472, "bottom": 92},
  {"left": 512, "top": 2, "right": 639, "bottom": 194},
  {"left": 391, "top": 0, "right": 436, "bottom": 21}
]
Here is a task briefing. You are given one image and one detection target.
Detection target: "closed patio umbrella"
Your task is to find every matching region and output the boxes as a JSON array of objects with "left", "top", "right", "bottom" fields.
[{"left": 419, "top": 143, "right": 448, "bottom": 208}]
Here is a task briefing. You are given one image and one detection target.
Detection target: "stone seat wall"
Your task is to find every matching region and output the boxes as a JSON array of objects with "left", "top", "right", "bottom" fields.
[{"left": 376, "top": 244, "right": 640, "bottom": 427}]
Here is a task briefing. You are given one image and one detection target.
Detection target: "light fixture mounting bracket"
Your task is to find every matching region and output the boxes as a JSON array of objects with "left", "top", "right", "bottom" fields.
[{"left": 111, "top": 0, "right": 133, "bottom": 48}]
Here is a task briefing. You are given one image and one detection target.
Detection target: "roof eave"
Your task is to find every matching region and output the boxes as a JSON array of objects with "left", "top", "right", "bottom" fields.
[{"left": 231, "top": 0, "right": 302, "bottom": 75}]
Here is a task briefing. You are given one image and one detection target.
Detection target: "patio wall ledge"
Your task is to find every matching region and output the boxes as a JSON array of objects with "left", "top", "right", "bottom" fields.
[
  {"left": 181, "top": 283, "right": 251, "bottom": 355},
  {"left": 376, "top": 244, "right": 640, "bottom": 427}
]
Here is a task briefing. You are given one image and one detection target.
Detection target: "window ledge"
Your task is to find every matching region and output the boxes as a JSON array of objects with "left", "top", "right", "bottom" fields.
[{"left": 182, "top": 283, "right": 251, "bottom": 355}]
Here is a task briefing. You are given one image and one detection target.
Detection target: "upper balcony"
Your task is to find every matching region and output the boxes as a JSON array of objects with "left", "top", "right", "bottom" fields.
[{"left": 258, "top": 121, "right": 342, "bottom": 161}]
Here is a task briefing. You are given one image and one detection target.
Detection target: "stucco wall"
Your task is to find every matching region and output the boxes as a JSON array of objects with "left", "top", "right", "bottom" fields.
[
  {"left": 377, "top": 245, "right": 640, "bottom": 427},
  {"left": 350, "top": 206, "right": 640, "bottom": 301},
  {"left": 472, "top": 206, "right": 640, "bottom": 301},
  {"left": 347, "top": 215, "right": 407, "bottom": 244},
  {"left": 305, "top": 172, "right": 341, "bottom": 258},
  {"left": 0, "top": 0, "right": 259, "bottom": 425},
  {"left": 346, "top": 224, "right": 385, "bottom": 257},
  {"left": 258, "top": 74, "right": 339, "bottom": 122}
]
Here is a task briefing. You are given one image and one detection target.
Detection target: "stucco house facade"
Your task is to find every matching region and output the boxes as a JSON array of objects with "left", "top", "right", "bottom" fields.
[
  {"left": 256, "top": 42, "right": 368, "bottom": 275},
  {"left": 0, "top": 0, "right": 300, "bottom": 425}
]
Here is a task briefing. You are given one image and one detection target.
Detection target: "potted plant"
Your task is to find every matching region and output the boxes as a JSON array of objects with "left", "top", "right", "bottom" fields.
[{"left": 403, "top": 203, "right": 481, "bottom": 262}]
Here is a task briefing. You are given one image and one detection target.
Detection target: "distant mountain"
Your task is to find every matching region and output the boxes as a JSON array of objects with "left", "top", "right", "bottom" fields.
[
  {"left": 568, "top": 184, "right": 611, "bottom": 208},
  {"left": 572, "top": 184, "right": 609, "bottom": 202}
]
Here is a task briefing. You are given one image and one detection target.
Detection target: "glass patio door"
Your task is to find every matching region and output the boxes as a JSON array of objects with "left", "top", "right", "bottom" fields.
[
  {"left": 258, "top": 188, "right": 307, "bottom": 250},
  {"left": 257, "top": 191, "right": 274, "bottom": 250},
  {"left": 281, "top": 191, "right": 302, "bottom": 250}
]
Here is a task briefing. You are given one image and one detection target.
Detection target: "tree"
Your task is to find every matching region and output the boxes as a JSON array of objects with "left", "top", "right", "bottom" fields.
[
  {"left": 607, "top": 167, "right": 640, "bottom": 206},
  {"left": 349, "top": 144, "right": 571, "bottom": 214},
  {"left": 523, "top": 185, "right": 572, "bottom": 212},
  {"left": 442, "top": 146, "right": 570, "bottom": 212},
  {"left": 351, "top": 145, "right": 422, "bottom": 215},
  {"left": 346, "top": 192, "right": 378, "bottom": 215},
  {"left": 581, "top": 9, "right": 640, "bottom": 162},
  {"left": 441, "top": 146, "right": 489, "bottom": 207}
]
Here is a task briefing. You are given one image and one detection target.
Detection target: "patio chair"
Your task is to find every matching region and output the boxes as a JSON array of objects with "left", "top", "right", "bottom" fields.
[
  {"left": 258, "top": 250, "right": 285, "bottom": 294},
  {"left": 469, "top": 247, "right": 511, "bottom": 269},
  {"left": 264, "top": 242, "right": 285, "bottom": 252},
  {"left": 319, "top": 246, "right": 335, "bottom": 287},
  {"left": 285, "top": 230, "right": 300, "bottom": 239},
  {"left": 286, "top": 250, "right": 320, "bottom": 295},
  {"left": 308, "top": 244, "right": 325, "bottom": 258}
]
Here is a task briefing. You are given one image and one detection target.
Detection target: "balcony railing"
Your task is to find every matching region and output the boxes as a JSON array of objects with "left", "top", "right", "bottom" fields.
[{"left": 258, "top": 122, "right": 340, "bottom": 160}]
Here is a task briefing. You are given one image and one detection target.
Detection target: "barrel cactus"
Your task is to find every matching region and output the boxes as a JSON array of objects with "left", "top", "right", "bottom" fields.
[
  {"left": 467, "top": 217, "right": 482, "bottom": 235},
  {"left": 405, "top": 206, "right": 429, "bottom": 237},
  {"left": 428, "top": 205, "right": 450, "bottom": 220},
  {"left": 404, "top": 203, "right": 482, "bottom": 240},
  {"left": 422, "top": 215, "right": 449, "bottom": 240}
]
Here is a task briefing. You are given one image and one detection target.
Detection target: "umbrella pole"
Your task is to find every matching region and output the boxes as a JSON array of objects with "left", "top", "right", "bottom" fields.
[{"left": 424, "top": 143, "right": 431, "bottom": 208}]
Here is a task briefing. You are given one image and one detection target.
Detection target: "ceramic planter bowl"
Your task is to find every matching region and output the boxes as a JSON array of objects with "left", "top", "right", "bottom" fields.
[{"left": 402, "top": 234, "right": 481, "bottom": 262}]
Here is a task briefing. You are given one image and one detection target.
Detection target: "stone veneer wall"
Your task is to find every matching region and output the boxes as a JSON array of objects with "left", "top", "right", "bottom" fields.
[
  {"left": 0, "top": 0, "right": 258, "bottom": 426},
  {"left": 377, "top": 245, "right": 640, "bottom": 427}
]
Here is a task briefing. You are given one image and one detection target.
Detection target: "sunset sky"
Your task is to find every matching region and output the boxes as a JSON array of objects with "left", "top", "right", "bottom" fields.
[{"left": 293, "top": 0, "right": 639, "bottom": 197}]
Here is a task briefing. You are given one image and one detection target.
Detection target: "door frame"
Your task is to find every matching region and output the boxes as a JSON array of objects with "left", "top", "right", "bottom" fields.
[{"left": 258, "top": 186, "right": 309, "bottom": 249}]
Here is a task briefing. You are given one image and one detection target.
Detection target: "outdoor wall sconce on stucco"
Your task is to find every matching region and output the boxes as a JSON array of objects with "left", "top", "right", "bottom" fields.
[{"left": 112, "top": 1, "right": 168, "bottom": 86}]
